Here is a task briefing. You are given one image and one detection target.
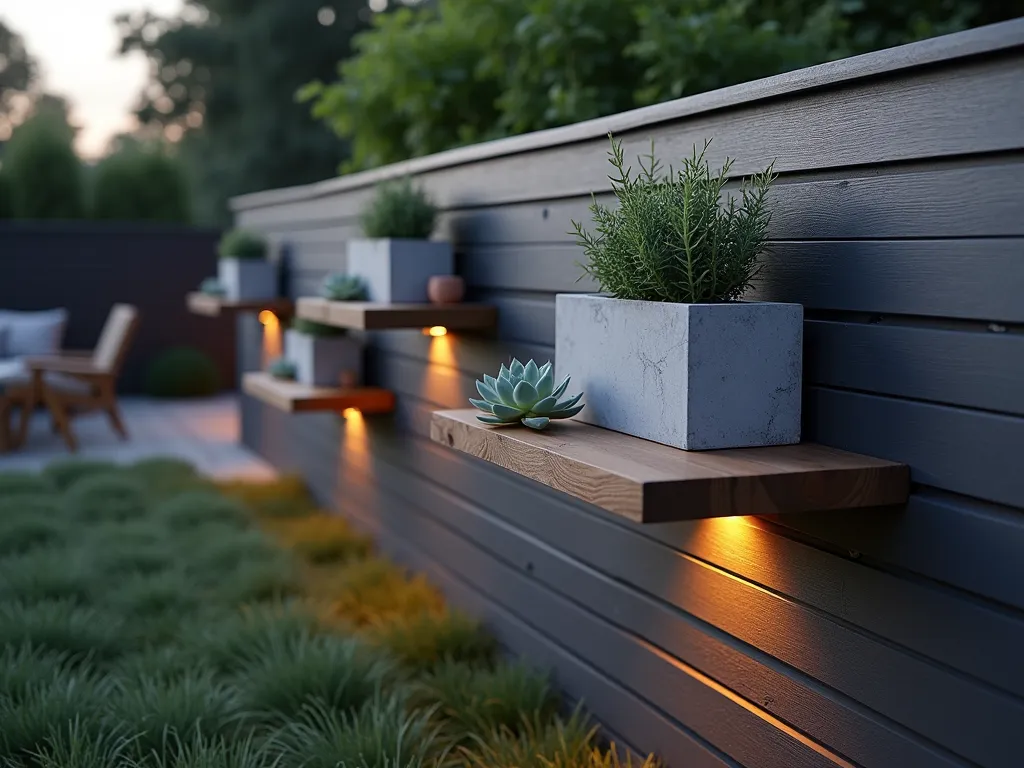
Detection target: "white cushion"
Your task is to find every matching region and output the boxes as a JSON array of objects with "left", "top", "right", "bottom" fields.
[
  {"left": 43, "top": 371, "right": 93, "bottom": 396},
  {"left": 0, "top": 359, "right": 27, "bottom": 386},
  {"left": 0, "top": 309, "right": 68, "bottom": 358}
]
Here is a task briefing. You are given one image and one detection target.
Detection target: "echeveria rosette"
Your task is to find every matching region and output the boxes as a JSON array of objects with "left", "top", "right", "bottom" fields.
[
  {"left": 321, "top": 273, "right": 368, "bottom": 301},
  {"left": 470, "top": 358, "right": 585, "bottom": 430},
  {"left": 267, "top": 358, "right": 296, "bottom": 381}
]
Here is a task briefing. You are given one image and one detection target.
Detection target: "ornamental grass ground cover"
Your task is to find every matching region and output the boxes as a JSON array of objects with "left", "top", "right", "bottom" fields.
[{"left": 0, "top": 458, "right": 655, "bottom": 768}]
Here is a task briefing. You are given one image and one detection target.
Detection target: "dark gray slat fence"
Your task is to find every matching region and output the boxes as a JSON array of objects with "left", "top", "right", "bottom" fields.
[
  {"left": 234, "top": 20, "right": 1024, "bottom": 768},
  {"left": 366, "top": 359, "right": 1024, "bottom": 699},
  {"left": 0, "top": 223, "right": 233, "bottom": 392},
  {"left": 243, "top": 397, "right": 992, "bottom": 768},
  {"left": 241, "top": 400, "right": 739, "bottom": 768}
]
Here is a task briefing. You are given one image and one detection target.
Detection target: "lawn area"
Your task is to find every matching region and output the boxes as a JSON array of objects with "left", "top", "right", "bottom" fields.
[{"left": 0, "top": 459, "right": 652, "bottom": 768}]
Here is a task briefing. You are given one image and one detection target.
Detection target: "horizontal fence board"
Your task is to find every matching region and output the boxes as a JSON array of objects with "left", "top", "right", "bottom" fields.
[
  {"left": 237, "top": 54, "right": 1024, "bottom": 223},
  {"left": 807, "top": 388, "right": 1024, "bottom": 509},
  {"left": 777, "top": 489, "right": 1024, "bottom": 612},
  {"left": 446, "top": 159, "right": 1024, "bottom": 245},
  {"left": 461, "top": 239, "right": 1024, "bottom": 322},
  {"left": 805, "top": 321, "right": 1024, "bottom": 415}
]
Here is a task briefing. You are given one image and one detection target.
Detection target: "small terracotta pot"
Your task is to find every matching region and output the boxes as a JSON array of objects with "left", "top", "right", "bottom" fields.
[{"left": 427, "top": 275, "right": 465, "bottom": 304}]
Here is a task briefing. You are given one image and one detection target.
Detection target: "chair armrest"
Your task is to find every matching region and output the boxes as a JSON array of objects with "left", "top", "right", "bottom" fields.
[{"left": 25, "top": 356, "right": 105, "bottom": 376}]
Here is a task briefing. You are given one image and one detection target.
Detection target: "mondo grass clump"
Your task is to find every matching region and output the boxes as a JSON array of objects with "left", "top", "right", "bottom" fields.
[{"left": 0, "top": 461, "right": 657, "bottom": 768}]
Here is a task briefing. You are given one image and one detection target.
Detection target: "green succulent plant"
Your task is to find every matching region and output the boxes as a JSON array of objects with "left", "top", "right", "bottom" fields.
[
  {"left": 199, "top": 277, "right": 226, "bottom": 297},
  {"left": 267, "top": 358, "right": 297, "bottom": 380},
  {"left": 321, "top": 273, "right": 368, "bottom": 301},
  {"left": 470, "top": 359, "right": 584, "bottom": 430}
]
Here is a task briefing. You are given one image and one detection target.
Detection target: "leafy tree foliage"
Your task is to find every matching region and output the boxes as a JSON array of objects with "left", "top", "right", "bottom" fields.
[
  {"left": 304, "top": 0, "right": 1021, "bottom": 171},
  {"left": 117, "top": 0, "right": 370, "bottom": 223},
  {"left": 2, "top": 98, "right": 84, "bottom": 220},
  {"left": 92, "top": 139, "right": 191, "bottom": 223},
  {"left": 0, "top": 20, "right": 35, "bottom": 128}
]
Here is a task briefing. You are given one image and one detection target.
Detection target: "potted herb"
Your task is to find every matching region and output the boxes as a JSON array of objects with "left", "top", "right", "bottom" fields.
[
  {"left": 217, "top": 229, "right": 276, "bottom": 301},
  {"left": 559, "top": 137, "right": 801, "bottom": 451},
  {"left": 284, "top": 318, "right": 362, "bottom": 388},
  {"left": 347, "top": 178, "right": 453, "bottom": 303}
]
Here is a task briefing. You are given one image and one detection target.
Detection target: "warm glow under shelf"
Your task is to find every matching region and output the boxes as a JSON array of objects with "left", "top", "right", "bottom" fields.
[
  {"left": 294, "top": 298, "right": 496, "bottom": 332},
  {"left": 242, "top": 372, "right": 394, "bottom": 415},
  {"left": 430, "top": 409, "right": 910, "bottom": 524},
  {"left": 187, "top": 293, "right": 293, "bottom": 318}
]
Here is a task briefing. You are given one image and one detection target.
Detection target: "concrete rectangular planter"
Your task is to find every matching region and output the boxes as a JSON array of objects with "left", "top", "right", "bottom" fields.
[
  {"left": 555, "top": 294, "right": 803, "bottom": 451},
  {"left": 218, "top": 258, "right": 276, "bottom": 301},
  {"left": 284, "top": 330, "right": 363, "bottom": 387},
  {"left": 347, "top": 239, "right": 453, "bottom": 303}
]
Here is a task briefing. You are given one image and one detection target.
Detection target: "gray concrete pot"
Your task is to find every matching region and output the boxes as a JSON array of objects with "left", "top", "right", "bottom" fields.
[
  {"left": 284, "top": 330, "right": 362, "bottom": 387},
  {"left": 217, "top": 258, "right": 276, "bottom": 301},
  {"left": 347, "top": 239, "right": 453, "bottom": 303},
  {"left": 555, "top": 294, "right": 803, "bottom": 450}
]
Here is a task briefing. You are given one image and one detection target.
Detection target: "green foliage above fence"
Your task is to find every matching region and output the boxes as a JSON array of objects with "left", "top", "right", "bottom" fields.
[
  {"left": 303, "top": 0, "right": 1020, "bottom": 172},
  {"left": 2, "top": 100, "right": 84, "bottom": 219},
  {"left": 92, "top": 143, "right": 191, "bottom": 224}
]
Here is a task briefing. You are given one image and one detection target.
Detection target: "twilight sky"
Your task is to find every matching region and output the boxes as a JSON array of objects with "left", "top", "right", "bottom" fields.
[{"left": 1, "top": 0, "right": 183, "bottom": 158}]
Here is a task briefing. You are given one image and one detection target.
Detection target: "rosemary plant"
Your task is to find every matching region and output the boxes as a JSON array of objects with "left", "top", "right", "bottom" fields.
[{"left": 572, "top": 135, "right": 776, "bottom": 304}]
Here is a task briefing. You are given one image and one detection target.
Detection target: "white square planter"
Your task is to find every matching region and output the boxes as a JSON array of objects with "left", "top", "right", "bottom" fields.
[
  {"left": 347, "top": 239, "right": 453, "bottom": 303},
  {"left": 284, "top": 330, "right": 363, "bottom": 387},
  {"left": 555, "top": 294, "right": 803, "bottom": 451},
  {"left": 218, "top": 258, "right": 276, "bottom": 301}
]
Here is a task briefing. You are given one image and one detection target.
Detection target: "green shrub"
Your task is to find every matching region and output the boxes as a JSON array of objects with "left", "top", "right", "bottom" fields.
[
  {"left": 270, "top": 514, "right": 373, "bottom": 565},
  {"left": 144, "top": 346, "right": 222, "bottom": 398},
  {"left": 0, "top": 471, "right": 54, "bottom": 498},
  {"left": 360, "top": 177, "right": 437, "bottom": 239},
  {"left": 315, "top": 558, "right": 445, "bottom": 628},
  {"left": 13, "top": 719, "right": 138, "bottom": 768},
  {"left": 65, "top": 472, "right": 149, "bottom": 523},
  {"left": 414, "top": 660, "right": 557, "bottom": 739},
  {"left": 458, "top": 710, "right": 596, "bottom": 768},
  {"left": 572, "top": 137, "right": 775, "bottom": 304},
  {"left": 218, "top": 228, "right": 267, "bottom": 259},
  {"left": 105, "top": 569, "right": 201, "bottom": 622},
  {"left": 238, "top": 634, "right": 390, "bottom": 722},
  {"left": 0, "top": 672, "right": 117, "bottom": 761},
  {"left": 91, "top": 144, "right": 191, "bottom": 222},
  {"left": 0, "top": 515, "right": 67, "bottom": 556},
  {"left": 2, "top": 103, "right": 85, "bottom": 219},
  {"left": 0, "top": 644, "right": 76, "bottom": 703},
  {"left": 273, "top": 695, "right": 442, "bottom": 768},
  {"left": 140, "top": 731, "right": 284, "bottom": 768},
  {"left": 191, "top": 604, "right": 320, "bottom": 674},
  {"left": 0, "top": 548, "right": 95, "bottom": 605},
  {"left": 155, "top": 490, "right": 249, "bottom": 531},
  {"left": 42, "top": 460, "right": 119, "bottom": 492},
  {"left": 366, "top": 611, "right": 496, "bottom": 673},
  {"left": 107, "top": 672, "right": 242, "bottom": 759},
  {"left": 0, "top": 600, "right": 126, "bottom": 660}
]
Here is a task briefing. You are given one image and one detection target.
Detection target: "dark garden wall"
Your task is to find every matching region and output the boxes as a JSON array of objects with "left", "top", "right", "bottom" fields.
[
  {"left": 233, "top": 20, "right": 1024, "bottom": 768},
  {"left": 0, "top": 221, "right": 234, "bottom": 392}
]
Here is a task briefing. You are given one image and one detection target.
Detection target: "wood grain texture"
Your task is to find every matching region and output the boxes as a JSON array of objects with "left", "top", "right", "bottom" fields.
[
  {"left": 430, "top": 409, "right": 909, "bottom": 523},
  {"left": 241, "top": 372, "right": 394, "bottom": 414},
  {"left": 295, "top": 296, "right": 329, "bottom": 322},
  {"left": 186, "top": 293, "right": 293, "bottom": 318}
]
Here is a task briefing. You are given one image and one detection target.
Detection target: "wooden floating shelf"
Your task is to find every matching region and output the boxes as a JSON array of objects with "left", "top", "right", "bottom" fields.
[
  {"left": 430, "top": 409, "right": 909, "bottom": 524},
  {"left": 187, "top": 293, "right": 293, "bottom": 318},
  {"left": 243, "top": 372, "right": 394, "bottom": 414},
  {"left": 295, "top": 297, "right": 496, "bottom": 331}
]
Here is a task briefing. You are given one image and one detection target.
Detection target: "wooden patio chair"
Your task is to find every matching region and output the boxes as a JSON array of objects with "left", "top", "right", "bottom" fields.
[{"left": 25, "top": 304, "right": 140, "bottom": 452}]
